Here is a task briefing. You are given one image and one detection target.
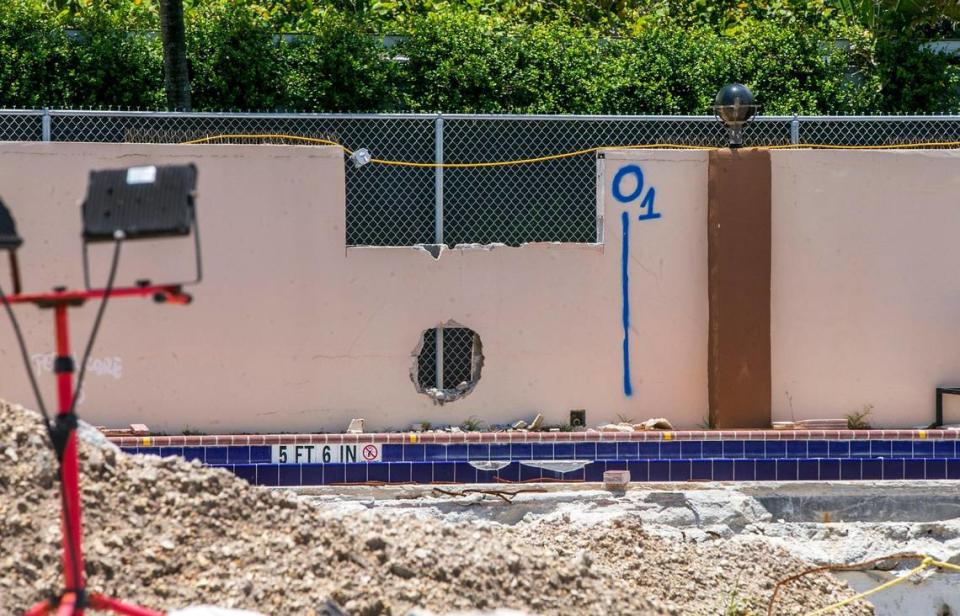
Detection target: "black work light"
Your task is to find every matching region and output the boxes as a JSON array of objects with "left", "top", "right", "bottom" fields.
[{"left": 0, "top": 198, "right": 23, "bottom": 294}]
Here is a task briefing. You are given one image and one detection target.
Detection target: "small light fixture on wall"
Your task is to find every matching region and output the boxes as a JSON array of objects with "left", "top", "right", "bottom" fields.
[
  {"left": 712, "top": 83, "right": 758, "bottom": 148},
  {"left": 0, "top": 198, "right": 23, "bottom": 293}
]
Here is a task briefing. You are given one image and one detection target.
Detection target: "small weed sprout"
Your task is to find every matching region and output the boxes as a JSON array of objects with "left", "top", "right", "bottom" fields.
[
  {"left": 616, "top": 413, "right": 635, "bottom": 424},
  {"left": 460, "top": 415, "right": 486, "bottom": 432},
  {"left": 846, "top": 404, "right": 874, "bottom": 429}
]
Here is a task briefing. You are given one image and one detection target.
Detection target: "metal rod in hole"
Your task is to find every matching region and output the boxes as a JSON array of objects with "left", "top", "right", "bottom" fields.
[
  {"left": 434, "top": 115, "right": 444, "bottom": 246},
  {"left": 436, "top": 325, "right": 444, "bottom": 391}
]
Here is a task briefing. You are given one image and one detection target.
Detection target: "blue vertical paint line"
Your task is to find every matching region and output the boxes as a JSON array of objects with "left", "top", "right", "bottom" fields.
[{"left": 621, "top": 211, "right": 633, "bottom": 397}]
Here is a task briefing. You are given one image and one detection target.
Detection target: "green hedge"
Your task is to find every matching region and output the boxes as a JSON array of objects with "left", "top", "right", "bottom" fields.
[{"left": 0, "top": 1, "right": 953, "bottom": 113}]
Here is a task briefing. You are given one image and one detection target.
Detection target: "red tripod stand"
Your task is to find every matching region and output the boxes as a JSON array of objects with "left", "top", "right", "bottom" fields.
[{"left": 9, "top": 284, "right": 190, "bottom": 616}]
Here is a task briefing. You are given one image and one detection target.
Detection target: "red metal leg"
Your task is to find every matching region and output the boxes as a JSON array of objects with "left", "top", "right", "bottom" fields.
[
  {"left": 88, "top": 594, "right": 166, "bottom": 616},
  {"left": 55, "top": 593, "right": 77, "bottom": 616},
  {"left": 53, "top": 304, "right": 85, "bottom": 613},
  {"left": 24, "top": 599, "right": 53, "bottom": 616}
]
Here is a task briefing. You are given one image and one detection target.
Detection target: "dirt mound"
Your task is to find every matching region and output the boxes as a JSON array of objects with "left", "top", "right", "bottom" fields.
[{"left": 0, "top": 400, "right": 870, "bottom": 615}]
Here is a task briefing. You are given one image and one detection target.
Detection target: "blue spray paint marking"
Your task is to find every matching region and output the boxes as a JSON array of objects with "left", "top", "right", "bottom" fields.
[
  {"left": 621, "top": 211, "right": 633, "bottom": 397},
  {"left": 612, "top": 165, "right": 644, "bottom": 203},
  {"left": 637, "top": 186, "right": 661, "bottom": 221}
]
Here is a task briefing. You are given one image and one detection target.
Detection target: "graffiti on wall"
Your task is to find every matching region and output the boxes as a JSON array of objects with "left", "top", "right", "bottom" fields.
[{"left": 612, "top": 164, "right": 660, "bottom": 397}]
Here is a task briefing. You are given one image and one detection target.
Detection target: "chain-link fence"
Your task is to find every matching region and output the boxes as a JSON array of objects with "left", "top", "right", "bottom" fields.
[
  {"left": 416, "top": 326, "right": 481, "bottom": 394},
  {"left": 3, "top": 109, "right": 960, "bottom": 247}
]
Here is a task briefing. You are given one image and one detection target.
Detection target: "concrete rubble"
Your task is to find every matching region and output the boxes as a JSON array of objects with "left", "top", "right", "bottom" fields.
[{"left": 0, "top": 399, "right": 874, "bottom": 615}]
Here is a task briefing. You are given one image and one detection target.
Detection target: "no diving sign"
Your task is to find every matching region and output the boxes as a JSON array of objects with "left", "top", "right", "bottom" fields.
[{"left": 272, "top": 443, "right": 381, "bottom": 464}]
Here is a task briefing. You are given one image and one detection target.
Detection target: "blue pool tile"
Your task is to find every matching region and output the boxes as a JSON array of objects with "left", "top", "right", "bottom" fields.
[
  {"left": 532, "top": 443, "right": 554, "bottom": 460},
  {"left": 226, "top": 446, "right": 249, "bottom": 464},
  {"left": 713, "top": 460, "right": 734, "bottom": 481},
  {"left": 776, "top": 460, "right": 798, "bottom": 481},
  {"left": 520, "top": 464, "right": 543, "bottom": 481},
  {"left": 840, "top": 459, "right": 861, "bottom": 480},
  {"left": 323, "top": 464, "right": 345, "bottom": 484},
  {"left": 575, "top": 443, "right": 597, "bottom": 459},
  {"left": 446, "top": 444, "right": 468, "bottom": 461},
  {"left": 540, "top": 468, "right": 564, "bottom": 481},
  {"left": 249, "top": 446, "right": 271, "bottom": 463},
  {"left": 691, "top": 460, "right": 713, "bottom": 481},
  {"left": 183, "top": 447, "right": 205, "bottom": 462},
  {"left": 670, "top": 460, "right": 691, "bottom": 481},
  {"left": 121, "top": 447, "right": 137, "bottom": 455},
  {"left": 927, "top": 459, "right": 947, "bottom": 480},
  {"left": 892, "top": 441, "right": 913, "bottom": 457},
  {"left": 302, "top": 465, "right": 323, "bottom": 485},
  {"left": 554, "top": 443, "right": 575, "bottom": 459},
  {"left": 488, "top": 444, "right": 511, "bottom": 460},
  {"left": 649, "top": 461, "right": 670, "bottom": 481},
  {"left": 233, "top": 464, "right": 256, "bottom": 484},
  {"left": 160, "top": 446, "right": 184, "bottom": 459},
  {"left": 807, "top": 441, "right": 829, "bottom": 458},
  {"left": 606, "top": 461, "right": 627, "bottom": 471},
  {"left": 904, "top": 459, "right": 925, "bottom": 479},
  {"left": 596, "top": 443, "right": 619, "bottom": 460},
  {"left": 660, "top": 442, "right": 682, "bottom": 459},
  {"left": 139, "top": 447, "right": 160, "bottom": 456},
  {"left": 798, "top": 460, "right": 819, "bottom": 481},
  {"left": 734, "top": 460, "right": 755, "bottom": 481},
  {"left": 411, "top": 463, "right": 433, "bottom": 484},
  {"left": 786, "top": 441, "right": 807, "bottom": 457},
  {"left": 765, "top": 442, "right": 787, "bottom": 458},
  {"left": 367, "top": 463, "right": 389, "bottom": 483},
  {"left": 345, "top": 463, "right": 368, "bottom": 484},
  {"left": 883, "top": 459, "right": 904, "bottom": 480},
  {"left": 722, "top": 441, "right": 744, "bottom": 458},
  {"left": 469, "top": 444, "right": 490, "bottom": 460},
  {"left": 381, "top": 444, "right": 403, "bottom": 462},
  {"left": 744, "top": 441, "right": 765, "bottom": 458},
  {"left": 756, "top": 459, "right": 777, "bottom": 481},
  {"left": 585, "top": 462, "right": 605, "bottom": 482},
  {"left": 433, "top": 463, "right": 456, "bottom": 483},
  {"left": 628, "top": 461, "right": 650, "bottom": 482},
  {"left": 702, "top": 441, "right": 724, "bottom": 458},
  {"left": 389, "top": 463, "right": 411, "bottom": 483},
  {"left": 511, "top": 444, "right": 533, "bottom": 459},
  {"left": 279, "top": 465, "right": 302, "bottom": 486},
  {"left": 560, "top": 465, "right": 586, "bottom": 482},
  {"left": 425, "top": 444, "right": 446, "bottom": 461},
  {"left": 870, "top": 440, "right": 893, "bottom": 457},
  {"left": 862, "top": 459, "right": 883, "bottom": 480},
  {"left": 454, "top": 463, "right": 477, "bottom": 483},
  {"left": 256, "top": 465, "right": 279, "bottom": 487},
  {"left": 617, "top": 442, "right": 639, "bottom": 459},
  {"left": 403, "top": 444, "right": 425, "bottom": 462},
  {"left": 680, "top": 441, "right": 702, "bottom": 458},
  {"left": 934, "top": 441, "right": 955, "bottom": 458},
  {"left": 950, "top": 460, "right": 960, "bottom": 480},
  {"left": 913, "top": 441, "right": 934, "bottom": 457},
  {"left": 638, "top": 442, "right": 660, "bottom": 458},
  {"left": 204, "top": 447, "right": 227, "bottom": 464},
  {"left": 827, "top": 441, "right": 850, "bottom": 458},
  {"left": 498, "top": 462, "right": 521, "bottom": 482},
  {"left": 820, "top": 459, "right": 840, "bottom": 480},
  {"left": 850, "top": 441, "right": 871, "bottom": 457}
]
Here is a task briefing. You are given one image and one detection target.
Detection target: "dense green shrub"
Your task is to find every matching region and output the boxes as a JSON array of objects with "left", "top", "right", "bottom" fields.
[{"left": 0, "top": 1, "right": 71, "bottom": 107}]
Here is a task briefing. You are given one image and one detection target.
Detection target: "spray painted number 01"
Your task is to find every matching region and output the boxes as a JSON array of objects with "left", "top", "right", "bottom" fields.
[{"left": 612, "top": 164, "right": 660, "bottom": 221}]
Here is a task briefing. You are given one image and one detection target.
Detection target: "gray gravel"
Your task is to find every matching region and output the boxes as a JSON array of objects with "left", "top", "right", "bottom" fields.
[{"left": 0, "top": 400, "right": 871, "bottom": 615}]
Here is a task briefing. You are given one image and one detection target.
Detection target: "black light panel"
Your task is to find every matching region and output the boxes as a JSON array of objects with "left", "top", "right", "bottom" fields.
[
  {"left": 82, "top": 164, "right": 197, "bottom": 242},
  {"left": 0, "top": 198, "right": 23, "bottom": 250}
]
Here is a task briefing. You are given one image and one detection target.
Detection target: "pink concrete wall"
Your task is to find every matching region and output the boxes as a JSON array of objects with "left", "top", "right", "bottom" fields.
[
  {"left": 771, "top": 150, "right": 960, "bottom": 427},
  {"left": 0, "top": 143, "right": 709, "bottom": 432}
]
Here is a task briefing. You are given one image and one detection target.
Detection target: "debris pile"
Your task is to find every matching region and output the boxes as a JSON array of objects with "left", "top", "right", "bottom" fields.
[{"left": 0, "top": 400, "right": 871, "bottom": 615}]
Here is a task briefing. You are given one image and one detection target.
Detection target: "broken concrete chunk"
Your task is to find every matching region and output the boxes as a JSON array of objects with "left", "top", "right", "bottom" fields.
[
  {"left": 603, "top": 470, "right": 631, "bottom": 490},
  {"left": 599, "top": 423, "right": 634, "bottom": 432},
  {"left": 529, "top": 413, "right": 544, "bottom": 431},
  {"left": 635, "top": 418, "right": 674, "bottom": 431},
  {"left": 512, "top": 420, "right": 528, "bottom": 430},
  {"left": 346, "top": 418, "right": 365, "bottom": 434}
]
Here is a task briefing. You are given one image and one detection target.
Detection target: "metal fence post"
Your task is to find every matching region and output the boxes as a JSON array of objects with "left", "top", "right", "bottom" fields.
[
  {"left": 790, "top": 114, "right": 799, "bottom": 145},
  {"left": 434, "top": 114, "right": 444, "bottom": 246},
  {"left": 436, "top": 325, "right": 444, "bottom": 391},
  {"left": 41, "top": 108, "right": 51, "bottom": 142}
]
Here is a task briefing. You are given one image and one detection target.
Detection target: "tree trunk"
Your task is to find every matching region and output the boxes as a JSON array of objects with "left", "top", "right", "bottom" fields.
[{"left": 159, "top": 0, "right": 191, "bottom": 111}]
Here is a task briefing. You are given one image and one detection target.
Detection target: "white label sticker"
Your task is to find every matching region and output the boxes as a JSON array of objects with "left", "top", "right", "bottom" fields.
[
  {"left": 271, "top": 443, "right": 380, "bottom": 464},
  {"left": 126, "top": 165, "right": 157, "bottom": 185}
]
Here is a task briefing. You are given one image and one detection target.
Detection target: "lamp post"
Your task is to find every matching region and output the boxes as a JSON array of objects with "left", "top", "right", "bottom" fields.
[{"left": 712, "top": 83, "right": 758, "bottom": 148}]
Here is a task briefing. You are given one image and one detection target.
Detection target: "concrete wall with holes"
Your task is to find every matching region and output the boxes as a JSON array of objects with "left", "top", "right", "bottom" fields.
[
  {"left": 1, "top": 143, "right": 958, "bottom": 432},
  {"left": 0, "top": 143, "right": 709, "bottom": 432}
]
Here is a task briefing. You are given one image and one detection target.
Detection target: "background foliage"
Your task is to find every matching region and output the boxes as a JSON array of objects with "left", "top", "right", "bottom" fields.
[{"left": 0, "top": 0, "right": 957, "bottom": 113}]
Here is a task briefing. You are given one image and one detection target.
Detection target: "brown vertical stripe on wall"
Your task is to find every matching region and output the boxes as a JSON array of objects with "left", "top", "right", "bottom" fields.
[{"left": 708, "top": 148, "right": 772, "bottom": 429}]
